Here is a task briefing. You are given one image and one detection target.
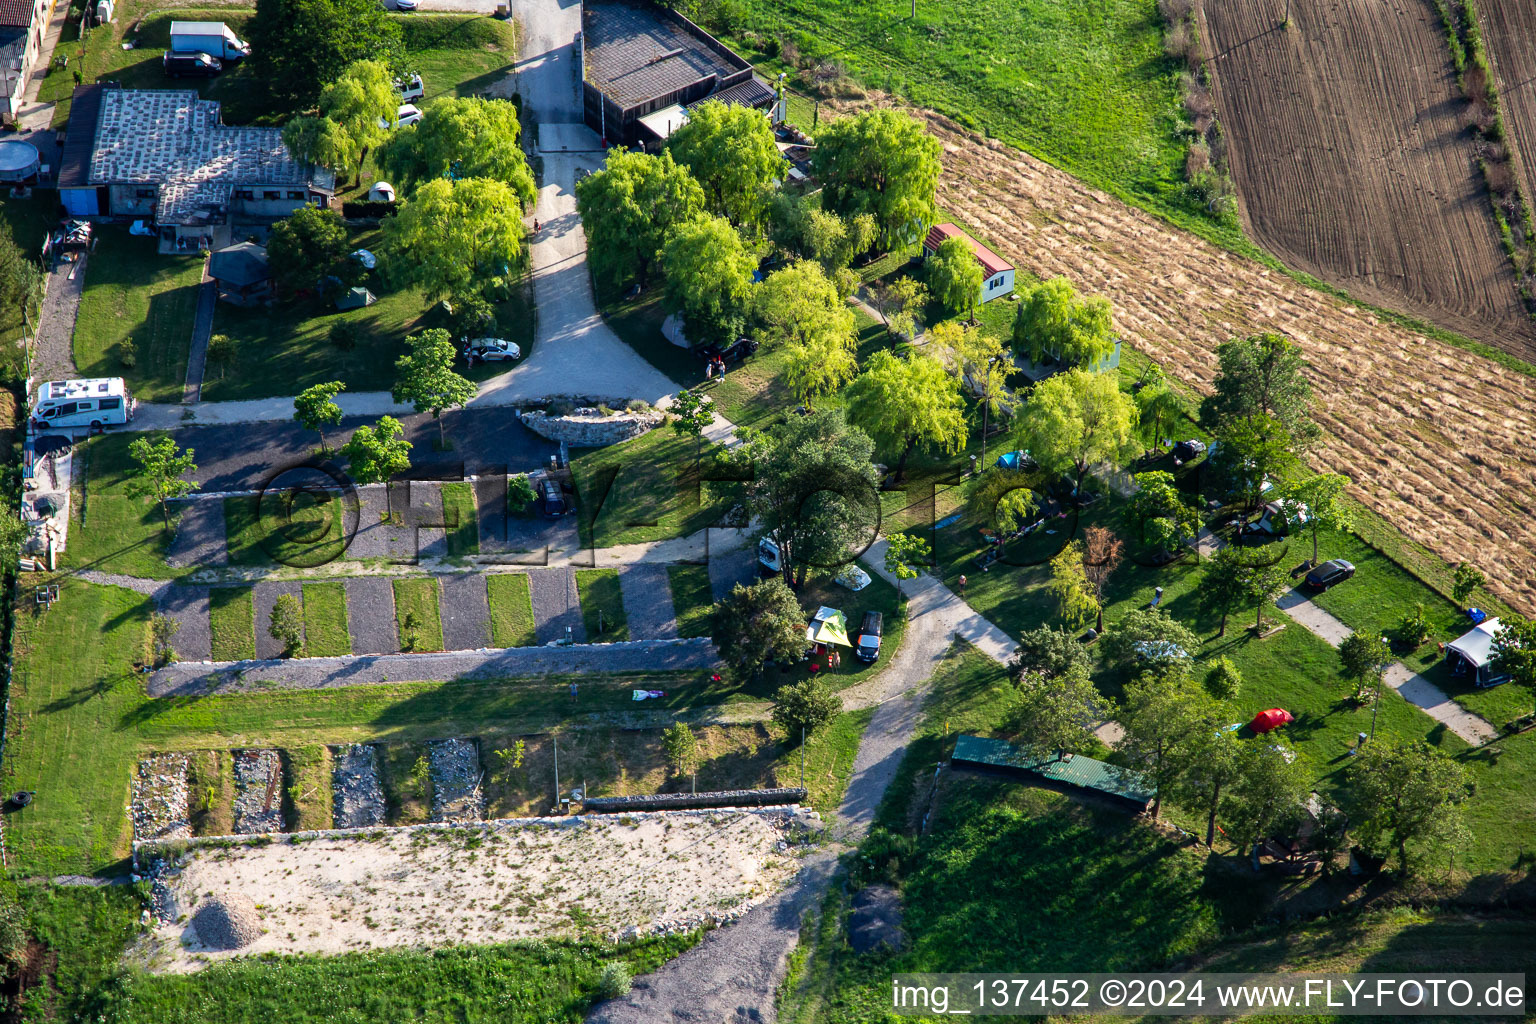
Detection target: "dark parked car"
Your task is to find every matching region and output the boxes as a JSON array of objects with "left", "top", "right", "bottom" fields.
[
  {"left": 540, "top": 479, "right": 568, "bottom": 518},
  {"left": 854, "top": 611, "right": 883, "bottom": 663},
  {"left": 697, "top": 338, "right": 759, "bottom": 364},
  {"left": 163, "top": 50, "right": 223, "bottom": 77},
  {"left": 1305, "top": 559, "right": 1355, "bottom": 590}
]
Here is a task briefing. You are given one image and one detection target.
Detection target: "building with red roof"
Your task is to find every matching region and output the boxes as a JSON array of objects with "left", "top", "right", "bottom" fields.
[{"left": 922, "top": 222, "right": 1016, "bottom": 305}]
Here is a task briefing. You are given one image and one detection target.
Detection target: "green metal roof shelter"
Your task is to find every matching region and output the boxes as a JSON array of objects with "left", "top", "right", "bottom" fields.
[{"left": 951, "top": 734, "right": 1154, "bottom": 812}]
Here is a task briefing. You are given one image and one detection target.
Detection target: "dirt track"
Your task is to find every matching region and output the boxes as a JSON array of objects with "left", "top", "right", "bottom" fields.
[
  {"left": 861, "top": 100, "right": 1536, "bottom": 614},
  {"left": 1477, "top": 0, "right": 1536, "bottom": 214},
  {"left": 1198, "top": 0, "right": 1536, "bottom": 358}
]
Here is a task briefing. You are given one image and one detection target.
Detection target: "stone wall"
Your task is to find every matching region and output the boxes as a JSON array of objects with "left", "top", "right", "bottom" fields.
[{"left": 519, "top": 407, "right": 663, "bottom": 446}]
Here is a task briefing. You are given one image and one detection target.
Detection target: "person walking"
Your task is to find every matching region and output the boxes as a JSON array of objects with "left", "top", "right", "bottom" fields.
[{"left": 958, "top": 574, "right": 968, "bottom": 598}]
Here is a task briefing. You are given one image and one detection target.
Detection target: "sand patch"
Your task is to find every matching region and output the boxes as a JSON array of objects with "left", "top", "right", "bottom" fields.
[{"left": 138, "top": 808, "right": 813, "bottom": 972}]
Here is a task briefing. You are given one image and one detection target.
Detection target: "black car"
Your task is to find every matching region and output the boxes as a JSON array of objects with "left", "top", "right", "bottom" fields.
[
  {"left": 1304, "top": 558, "right": 1355, "bottom": 590},
  {"left": 697, "top": 338, "right": 759, "bottom": 364},
  {"left": 540, "top": 479, "right": 568, "bottom": 518},
  {"left": 854, "top": 611, "right": 883, "bottom": 663},
  {"left": 163, "top": 50, "right": 223, "bottom": 77}
]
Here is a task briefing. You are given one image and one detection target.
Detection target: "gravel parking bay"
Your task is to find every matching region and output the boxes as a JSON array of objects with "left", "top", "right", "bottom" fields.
[{"left": 138, "top": 809, "right": 812, "bottom": 972}]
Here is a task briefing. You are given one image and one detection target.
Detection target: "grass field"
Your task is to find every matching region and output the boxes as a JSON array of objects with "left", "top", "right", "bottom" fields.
[
  {"left": 570, "top": 428, "right": 726, "bottom": 549},
  {"left": 486, "top": 573, "right": 537, "bottom": 647},
  {"left": 72, "top": 229, "right": 204, "bottom": 403},
  {"left": 62, "top": 432, "right": 191, "bottom": 580},
  {"left": 224, "top": 493, "right": 347, "bottom": 568},
  {"left": 441, "top": 481, "right": 479, "bottom": 557},
  {"left": 575, "top": 569, "right": 629, "bottom": 642},
  {"left": 208, "top": 586, "right": 255, "bottom": 661},
  {"left": 300, "top": 582, "right": 350, "bottom": 657},
  {"left": 667, "top": 564, "right": 714, "bottom": 638},
  {"left": 283, "top": 743, "right": 334, "bottom": 830},
  {"left": 393, "top": 577, "right": 444, "bottom": 651}
]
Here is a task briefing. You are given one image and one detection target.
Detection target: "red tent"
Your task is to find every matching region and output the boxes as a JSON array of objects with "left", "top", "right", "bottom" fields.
[{"left": 1250, "top": 708, "right": 1294, "bottom": 734}]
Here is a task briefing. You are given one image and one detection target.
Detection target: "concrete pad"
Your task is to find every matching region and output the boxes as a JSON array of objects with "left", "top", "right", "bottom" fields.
[
  {"left": 167, "top": 499, "right": 229, "bottom": 567},
  {"left": 439, "top": 574, "right": 492, "bottom": 651},
  {"left": 160, "top": 585, "right": 212, "bottom": 662},
  {"left": 344, "top": 577, "right": 400, "bottom": 655},
  {"left": 538, "top": 122, "right": 604, "bottom": 152},
  {"left": 618, "top": 564, "right": 678, "bottom": 640},
  {"left": 527, "top": 567, "right": 585, "bottom": 644},
  {"left": 253, "top": 581, "right": 304, "bottom": 660}
]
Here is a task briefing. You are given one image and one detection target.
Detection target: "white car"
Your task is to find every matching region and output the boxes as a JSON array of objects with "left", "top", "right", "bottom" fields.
[
  {"left": 835, "top": 564, "right": 871, "bottom": 592},
  {"left": 394, "top": 0, "right": 417, "bottom": 10},
  {"left": 395, "top": 73, "right": 423, "bottom": 101},
  {"left": 396, "top": 103, "right": 422, "bottom": 127},
  {"left": 464, "top": 338, "right": 521, "bottom": 363}
]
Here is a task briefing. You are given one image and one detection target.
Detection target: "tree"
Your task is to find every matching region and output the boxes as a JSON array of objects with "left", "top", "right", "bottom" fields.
[
  {"left": 1080, "top": 525, "right": 1123, "bottom": 633},
  {"left": 1286, "top": 472, "right": 1353, "bottom": 566},
  {"left": 1452, "top": 562, "right": 1486, "bottom": 609},
  {"left": 285, "top": 59, "right": 397, "bottom": 182},
  {"left": 0, "top": 514, "right": 26, "bottom": 572},
  {"left": 1048, "top": 541, "right": 1098, "bottom": 629},
  {"left": 383, "top": 177, "right": 528, "bottom": 301},
  {"left": 1338, "top": 630, "right": 1391, "bottom": 703},
  {"left": 883, "top": 532, "right": 930, "bottom": 599},
  {"left": 1117, "top": 674, "right": 1212, "bottom": 819},
  {"left": 713, "top": 577, "right": 807, "bottom": 677},
  {"left": 1349, "top": 741, "right": 1471, "bottom": 872},
  {"left": 772, "top": 677, "right": 841, "bottom": 740},
  {"left": 1238, "top": 557, "right": 1290, "bottom": 632},
  {"left": 667, "top": 99, "right": 784, "bottom": 227},
  {"left": 926, "top": 236, "right": 983, "bottom": 319},
  {"left": 1127, "top": 470, "right": 1200, "bottom": 560},
  {"left": 507, "top": 473, "right": 537, "bottom": 511},
  {"left": 661, "top": 214, "right": 757, "bottom": 345},
  {"left": 283, "top": 115, "right": 358, "bottom": 177},
  {"left": 126, "top": 436, "right": 198, "bottom": 530},
  {"left": 248, "top": 0, "right": 403, "bottom": 108},
  {"left": 1011, "top": 277, "right": 1115, "bottom": 369},
  {"left": 669, "top": 388, "right": 716, "bottom": 462},
  {"left": 867, "top": 275, "right": 928, "bottom": 347},
  {"left": 1011, "top": 625, "right": 1091, "bottom": 682},
  {"left": 662, "top": 722, "right": 700, "bottom": 784},
  {"left": 1174, "top": 726, "right": 1244, "bottom": 847},
  {"left": 266, "top": 205, "right": 349, "bottom": 297},
  {"left": 1203, "top": 657, "right": 1243, "bottom": 702},
  {"left": 1016, "top": 368, "right": 1137, "bottom": 499},
  {"left": 393, "top": 328, "right": 477, "bottom": 447},
  {"left": 1199, "top": 332, "right": 1319, "bottom": 449},
  {"left": 1199, "top": 545, "right": 1253, "bottom": 637},
  {"left": 811, "top": 108, "right": 941, "bottom": 250},
  {"left": 294, "top": 381, "right": 345, "bottom": 450},
  {"left": 966, "top": 469, "right": 1038, "bottom": 534},
  {"left": 1489, "top": 616, "right": 1536, "bottom": 713},
  {"left": 753, "top": 261, "right": 856, "bottom": 352},
  {"left": 781, "top": 334, "right": 858, "bottom": 410},
  {"left": 1212, "top": 414, "right": 1296, "bottom": 513},
  {"left": 1223, "top": 738, "right": 1309, "bottom": 856},
  {"left": 1099, "top": 608, "right": 1200, "bottom": 677},
  {"left": 747, "top": 410, "right": 880, "bottom": 588},
  {"left": 269, "top": 592, "right": 304, "bottom": 656},
  {"left": 149, "top": 612, "right": 180, "bottom": 667},
  {"left": 1135, "top": 382, "right": 1183, "bottom": 455},
  {"left": 576, "top": 148, "right": 704, "bottom": 290},
  {"left": 932, "top": 320, "right": 1017, "bottom": 458},
  {"left": 766, "top": 194, "right": 876, "bottom": 273},
  {"left": 341, "top": 416, "right": 412, "bottom": 483},
  {"left": 845, "top": 349, "right": 966, "bottom": 482},
  {"left": 0, "top": 223, "right": 42, "bottom": 327},
  {"left": 1008, "top": 666, "right": 1110, "bottom": 754},
  {"left": 377, "top": 96, "right": 537, "bottom": 204}
]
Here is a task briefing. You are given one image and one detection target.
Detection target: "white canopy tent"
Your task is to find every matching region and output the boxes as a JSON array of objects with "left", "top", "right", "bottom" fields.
[{"left": 1444, "top": 617, "right": 1511, "bottom": 687}]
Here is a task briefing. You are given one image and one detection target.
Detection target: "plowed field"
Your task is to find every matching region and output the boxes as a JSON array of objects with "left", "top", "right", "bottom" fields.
[
  {"left": 858, "top": 99, "right": 1536, "bottom": 613},
  {"left": 1477, "top": 0, "right": 1536, "bottom": 212},
  {"left": 1198, "top": 0, "right": 1536, "bottom": 358}
]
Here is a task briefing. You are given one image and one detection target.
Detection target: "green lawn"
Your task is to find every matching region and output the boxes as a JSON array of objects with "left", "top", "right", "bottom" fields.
[
  {"left": 667, "top": 564, "right": 714, "bottom": 638},
  {"left": 570, "top": 427, "right": 731, "bottom": 548},
  {"left": 575, "top": 569, "right": 629, "bottom": 642},
  {"left": 73, "top": 228, "right": 204, "bottom": 403},
  {"left": 62, "top": 433, "right": 190, "bottom": 580},
  {"left": 300, "top": 582, "right": 350, "bottom": 657},
  {"left": 486, "top": 572, "right": 537, "bottom": 647},
  {"left": 440, "top": 481, "right": 479, "bottom": 557},
  {"left": 208, "top": 586, "right": 255, "bottom": 661},
  {"left": 224, "top": 493, "right": 347, "bottom": 568},
  {"left": 393, "top": 577, "right": 444, "bottom": 651}
]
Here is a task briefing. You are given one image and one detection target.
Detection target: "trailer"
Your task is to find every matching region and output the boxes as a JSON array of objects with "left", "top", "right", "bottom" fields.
[{"left": 169, "top": 21, "right": 249, "bottom": 60}]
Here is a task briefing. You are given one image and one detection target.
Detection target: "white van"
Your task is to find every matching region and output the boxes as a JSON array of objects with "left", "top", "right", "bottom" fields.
[{"left": 34, "top": 378, "right": 135, "bottom": 429}]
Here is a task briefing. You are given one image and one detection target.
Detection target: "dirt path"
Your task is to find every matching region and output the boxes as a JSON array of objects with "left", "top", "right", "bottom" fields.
[{"left": 876, "top": 99, "right": 1536, "bottom": 615}]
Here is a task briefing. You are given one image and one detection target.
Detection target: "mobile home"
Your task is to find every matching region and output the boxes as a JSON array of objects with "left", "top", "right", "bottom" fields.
[{"left": 33, "top": 378, "right": 135, "bottom": 429}]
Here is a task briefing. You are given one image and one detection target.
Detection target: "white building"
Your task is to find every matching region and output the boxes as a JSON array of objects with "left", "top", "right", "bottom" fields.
[{"left": 923, "top": 222, "right": 1015, "bottom": 304}]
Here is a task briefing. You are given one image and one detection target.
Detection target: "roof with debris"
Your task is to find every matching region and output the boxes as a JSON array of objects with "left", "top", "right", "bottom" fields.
[{"left": 71, "top": 88, "right": 333, "bottom": 224}]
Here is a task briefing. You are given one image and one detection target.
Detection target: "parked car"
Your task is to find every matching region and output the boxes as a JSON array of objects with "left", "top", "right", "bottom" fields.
[
  {"left": 395, "top": 0, "right": 418, "bottom": 9},
  {"left": 697, "top": 338, "right": 759, "bottom": 364},
  {"left": 1248, "top": 499, "right": 1310, "bottom": 537},
  {"left": 1304, "top": 559, "right": 1355, "bottom": 590},
  {"left": 382, "top": 104, "right": 423, "bottom": 129},
  {"left": 162, "top": 51, "right": 222, "bottom": 78},
  {"left": 757, "top": 537, "right": 782, "bottom": 577},
  {"left": 463, "top": 338, "right": 521, "bottom": 364},
  {"left": 854, "top": 611, "right": 883, "bottom": 663},
  {"left": 540, "top": 479, "right": 568, "bottom": 517},
  {"left": 395, "top": 73, "right": 424, "bottom": 101}
]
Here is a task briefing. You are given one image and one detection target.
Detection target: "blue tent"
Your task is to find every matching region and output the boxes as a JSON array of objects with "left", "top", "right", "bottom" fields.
[{"left": 996, "top": 450, "right": 1034, "bottom": 470}]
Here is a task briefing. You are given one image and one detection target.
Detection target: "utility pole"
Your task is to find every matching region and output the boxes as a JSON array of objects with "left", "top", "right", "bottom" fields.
[
  {"left": 553, "top": 736, "right": 560, "bottom": 812},
  {"left": 800, "top": 726, "right": 806, "bottom": 788}
]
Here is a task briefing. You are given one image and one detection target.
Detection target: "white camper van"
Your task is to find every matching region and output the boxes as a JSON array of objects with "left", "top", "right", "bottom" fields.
[
  {"left": 33, "top": 378, "right": 135, "bottom": 430},
  {"left": 168, "top": 21, "right": 250, "bottom": 60}
]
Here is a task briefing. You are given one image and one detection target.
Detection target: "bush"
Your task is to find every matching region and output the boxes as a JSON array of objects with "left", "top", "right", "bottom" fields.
[
  {"left": 1203, "top": 656, "right": 1243, "bottom": 702},
  {"left": 118, "top": 344, "right": 138, "bottom": 369},
  {"left": 330, "top": 321, "right": 360, "bottom": 351},
  {"left": 771, "top": 678, "right": 840, "bottom": 740},
  {"left": 1390, "top": 604, "right": 1432, "bottom": 651},
  {"left": 596, "top": 961, "right": 633, "bottom": 1000}
]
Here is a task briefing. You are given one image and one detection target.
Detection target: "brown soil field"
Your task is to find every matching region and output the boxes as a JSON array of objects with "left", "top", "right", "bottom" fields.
[
  {"left": 1476, "top": 0, "right": 1536, "bottom": 213},
  {"left": 843, "top": 98, "right": 1536, "bottom": 613},
  {"left": 1197, "top": 0, "right": 1536, "bottom": 358}
]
